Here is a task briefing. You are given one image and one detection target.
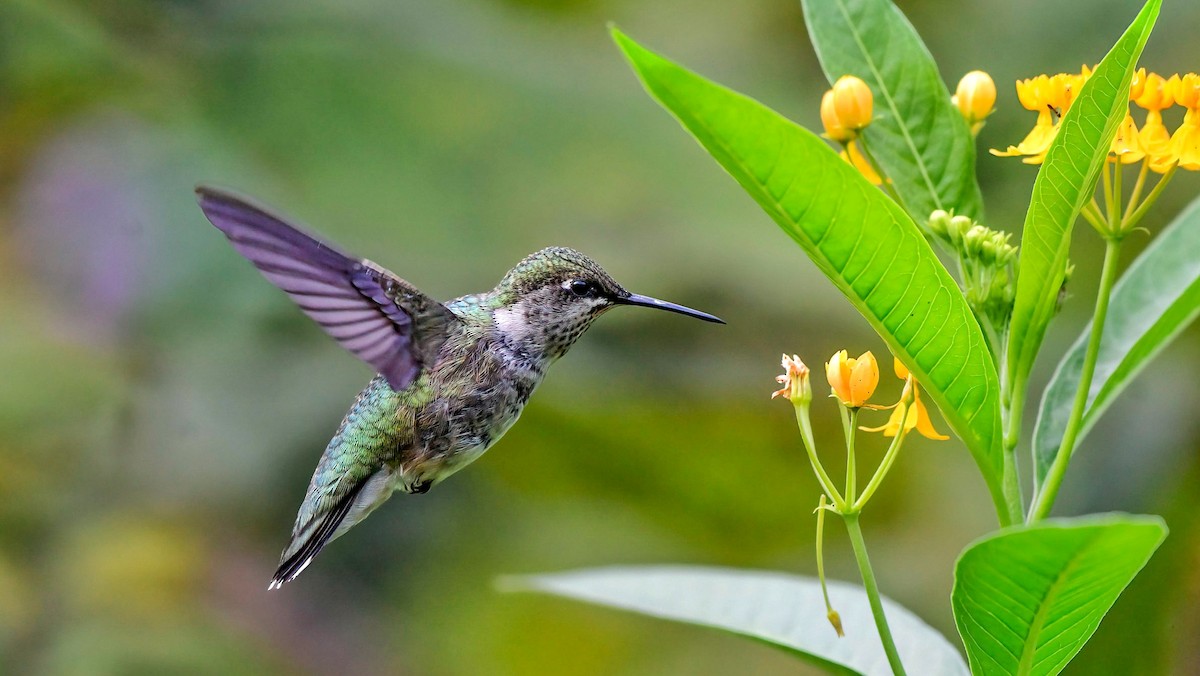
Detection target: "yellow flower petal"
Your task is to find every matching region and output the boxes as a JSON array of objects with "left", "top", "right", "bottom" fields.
[
  {"left": 826, "top": 349, "right": 878, "bottom": 408},
  {"left": 1109, "top": 113, "right": 1145, "bottom": 164},
  {"left": 1170, "top": 110, "right": 1200, "bottom": 171},
  {"left": 1135, "top": 72, "right": 1174, "bottom": 111},
  {"left": 841, "top": 141, "right": 882, "bottom": 185},
  {"left": 1140, "top": 109, "right": 1177, "bottom": 173},
  {"left": 820, "top": 89, "right": 854, "bottom": 143},
  {"left": 832, "top": 75, "right": 874, "bottom": 131}
]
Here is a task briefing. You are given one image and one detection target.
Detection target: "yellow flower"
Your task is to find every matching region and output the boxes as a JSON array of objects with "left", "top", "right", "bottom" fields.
[
  {"left": 831, "top": 75, "right": 874, "bottom": 131},
  {"left": 840, "top": 141, "right": 882, "bottom": 185},
  {"left": 953, "top": 70, "right": 996, "bottom": 124},
  {"left": 1109, "top": 113, "right": 1145, "bottom": 164},
  {"left": 990, "top": 108, "right": 1057, "bottom": 164},
  {"left": 1135, "top": 72, "right": 1175, "bottom": 111},
  {"left": 825, "top": 350, "right": 878, "bottom": 408},
  {"left": 820, "top": 89, "right": 854, "bottom": 143},
  {"left": 1173, "top": 72, "right": 1200, "bottom": 110},
  {"left": 991, "top": 68, "right": 1091, "bottom": 164},
  {"left": 1171, "top": 74, "right": 1200, "bottom": 171},
  {"left": 991, "top": 75, "right": 1061, "bottom": 164},
  {"left": 861, "top": 359, "right": 949, "bottom": 440},
  {"left": 772, "top": 354, "right": 812, "bottom": 405},
  {"left": 1136, "top": 72, "right": 1179, "bottom": 173}
]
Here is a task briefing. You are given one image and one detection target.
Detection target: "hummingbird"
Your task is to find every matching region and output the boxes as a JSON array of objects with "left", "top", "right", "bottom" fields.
[{"left": 195, "top": 186, "right": 723, "bottom": 589}]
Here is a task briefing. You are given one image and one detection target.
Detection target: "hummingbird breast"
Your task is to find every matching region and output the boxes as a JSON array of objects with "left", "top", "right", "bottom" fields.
[{"left": 399, "top": 324, "right": 547, "bottom": 487}]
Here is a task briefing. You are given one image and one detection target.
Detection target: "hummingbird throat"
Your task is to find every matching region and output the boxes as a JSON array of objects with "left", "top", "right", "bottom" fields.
[{"left": 492, "top": 292, "right": 608, "bottom": 361}]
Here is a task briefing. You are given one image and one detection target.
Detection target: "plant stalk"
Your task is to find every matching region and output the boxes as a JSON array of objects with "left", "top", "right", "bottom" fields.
[
  {"left": 796, "top": 407, "right": 846, "bottom": 509},
  {"left": 845, "top": 409, "right": 860, "bottom": 504},
  {"left": 1028, "top": 237, "right": 1122, "bottom": 521},
  {"left": 843, "top": 513, "right": 907, "bottom": 675}
]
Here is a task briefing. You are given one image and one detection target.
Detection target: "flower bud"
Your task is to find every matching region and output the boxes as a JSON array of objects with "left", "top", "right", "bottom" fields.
[
  {"left": 948, "top": 214, "right": 973, "bottom": 248},
  {"left": 827, "top": 609, "right": 844, "bottom": 638},
  {"left": 826, "top": 349, "right": 878, "bottom": 408},
  {"left": 926, "top": 210, "right": 951, "bottom": 239},
  {"left": 954, "top": 70, "right": 996, "bottom": 124},
  {"left": 820, "top": 89, "right": 854, "bottom": 142},
  {"left": 964, "top": 224, "right": 989, "bottom": 258},
  {"left": 831, "top": 75, "right": 874, "bottom": 131},
  {"left": 1129, "top": 68, "right": 1146, "bottom": 102}
]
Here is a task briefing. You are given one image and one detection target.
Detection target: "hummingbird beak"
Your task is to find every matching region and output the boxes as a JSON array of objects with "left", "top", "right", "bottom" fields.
[{"left": 614, "top": 293, "right": 725, "bottom": 324}]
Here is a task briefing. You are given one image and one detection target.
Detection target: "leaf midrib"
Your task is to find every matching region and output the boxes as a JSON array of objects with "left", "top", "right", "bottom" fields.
[
  {"left": 832, "top": 0, "right": 941, "bottom": 210},
  {"left": 1015, "top": 532, "right": 1099, "bottom": 675}
]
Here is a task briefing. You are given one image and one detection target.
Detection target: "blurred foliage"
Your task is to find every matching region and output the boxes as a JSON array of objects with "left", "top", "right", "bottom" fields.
[{"left": 0, "top": 0, "right": 1197, "bottom": 673}]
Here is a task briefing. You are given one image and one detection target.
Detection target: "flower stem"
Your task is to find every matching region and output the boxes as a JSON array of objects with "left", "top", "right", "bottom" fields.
[
  {"left": 1080, "top": 202, "right": 1108, "bottom": 233},
  {"left": 854, "top": 410, "right": 909, "bottom": 510},
  {"left": 1124, "top": 160, "right": 1149, "bottom": 221},
  {"left": 843, "top": 513, "right": 907, "bottom": 676},
  {"left": 796, "top": 407, "right": 846, "bottom": 510},
  {"left": 1101, "top": 161, "right": 1116, "bottom": 224},
  {"left": 845, "top": 409, "right": 860, "bottom": 505},
  {"left": 1123, "top": 163, "right": 1177, "bottom": 232},
  {"left": 1109, "top": 161, "right": 1123, "bottom": 231},
  {"left": 1028, "top": 237, "right": 1122, "bottom": 521},
  {"left": 815, "top": 495, "right": 843, "bottom": 636}
]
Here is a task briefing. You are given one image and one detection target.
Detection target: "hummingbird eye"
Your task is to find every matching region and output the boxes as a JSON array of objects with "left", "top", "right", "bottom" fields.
[{"left": 568, "top": 279, "right": 594, "bottom": 297}]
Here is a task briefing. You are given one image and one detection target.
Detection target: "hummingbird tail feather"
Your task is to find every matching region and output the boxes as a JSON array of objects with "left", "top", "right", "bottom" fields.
[{"left": 269, "top": 478, "right": 367, "bottom": 590}]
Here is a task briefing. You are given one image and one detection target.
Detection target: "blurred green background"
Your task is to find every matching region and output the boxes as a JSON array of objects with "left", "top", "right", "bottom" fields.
[{"left": 2, "top": 0, "right": 1198, "bottom": 673}]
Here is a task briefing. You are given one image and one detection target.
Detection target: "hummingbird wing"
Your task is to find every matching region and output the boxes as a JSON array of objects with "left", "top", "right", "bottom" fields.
[{"left": 196, "top": 186, "right": 459, "bottom": 391}]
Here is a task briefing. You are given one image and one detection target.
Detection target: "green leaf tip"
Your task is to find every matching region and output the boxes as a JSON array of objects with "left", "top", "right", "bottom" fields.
[{"left": 1006, "top": 0, "right": 1161, "bottom": 401}]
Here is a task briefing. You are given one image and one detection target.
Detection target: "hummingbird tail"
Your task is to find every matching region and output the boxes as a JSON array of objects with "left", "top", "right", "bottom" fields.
[{"left": 268, "top": 477, "right": 368, "bottom": 590}]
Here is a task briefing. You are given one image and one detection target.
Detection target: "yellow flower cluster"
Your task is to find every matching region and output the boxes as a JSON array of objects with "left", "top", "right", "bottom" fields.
[{"left": 991, "top": 67, "right": 1200, "bottom": 171}]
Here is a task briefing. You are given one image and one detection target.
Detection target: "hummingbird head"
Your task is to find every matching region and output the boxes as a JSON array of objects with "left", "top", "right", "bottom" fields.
[{"left": 492, "top": 247, "right": 723, "bottom": 360}]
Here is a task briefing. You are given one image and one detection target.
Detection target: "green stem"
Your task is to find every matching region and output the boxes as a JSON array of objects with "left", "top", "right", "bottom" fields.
[
  {"left": 815, "top": 495, "right": 842, "bottom": 635},
  {"left": 1028, "top": 237, "right": 1123, "bottom": 521},
  {"left": 853, "top": 411, "right": 909, "bottom": 511},
  {"left": 1124, "top": 160, "right": 1149, "bottom": 221},
  {"left": 1080, "top": 203, "right": 1108, "bottom": 235},
  {"left": 796, "top": 407, "right": 846, "bottom": 510},
  {"left": 1109, "top": 161, "right": 1123, "bottom": 232},
  {"left": 1101, "top": 160, "right": 1116, "bottom": 225},
  {"left": 845, "top": 409, "right": 860, "bottom": 505},
  {"left": 1123, "top": 163, "right": 1178, "bottom": 232},
  {"left": 1003, "top": 372, "right": 1025, "bottom": 455},
  {"left": 997, "top": 377, "right": 1024, "bottom": 527},
  {"left": 843, "top": 513, "right": 907, "bottom": 676}
]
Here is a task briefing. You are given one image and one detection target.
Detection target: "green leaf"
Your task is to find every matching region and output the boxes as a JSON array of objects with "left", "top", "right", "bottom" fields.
[
  {"left": 952, "top": 514, "right": 1167, "bottom": 676},
  {"left": 1004, "top": 0, "right": 1160, "bottom": 403},
  {"left": 800, "top": 0, "right": 983, "bottom": 222},
  {"left": 502, "top": 566, "right": 969, "bottom": 676},
  {"left": 1033, "top": 196, "right": 1200, "bottom": 489},
  {"left": 610, "top": 27, "right": 1008, "bottom": 518}
]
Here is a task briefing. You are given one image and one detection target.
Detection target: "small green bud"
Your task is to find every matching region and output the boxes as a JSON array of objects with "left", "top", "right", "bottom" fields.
[
  {"left": 949, "top": 215, "right": 973, "bottom": 248},
  {"left": 927, "top": 209, "right": 951, "bottom": 239}
]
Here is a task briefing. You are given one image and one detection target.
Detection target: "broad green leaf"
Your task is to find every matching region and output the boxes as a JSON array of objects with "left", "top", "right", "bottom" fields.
[
  {"left": 503, "top": 566, "right": 969, "bottom": 676},
  {"left": 1033, "top": 196, "right": 1200, "bottom": 489},
  {"left": 1005, "top": 0, "right": 1159, "bottom": 402},
  {"left": 952, "top": 514, "right": 1167, "bottom": 676},
  {"left": 801, "top": 0, "right": 983, "bottom": 223},
  {"left": 611, "top": 28, "right": 1007, "bottom": 517}
]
